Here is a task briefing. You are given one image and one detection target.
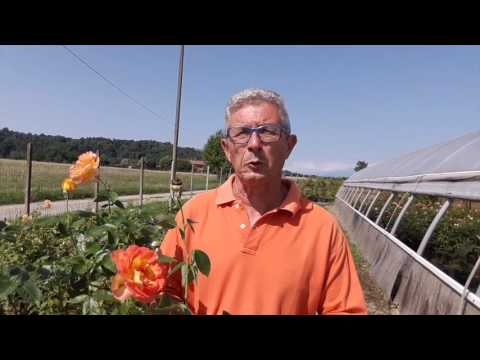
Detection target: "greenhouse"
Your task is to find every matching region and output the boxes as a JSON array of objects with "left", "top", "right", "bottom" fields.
[{"left": 335, "top": 130, "right": 480, "bottom": 315}]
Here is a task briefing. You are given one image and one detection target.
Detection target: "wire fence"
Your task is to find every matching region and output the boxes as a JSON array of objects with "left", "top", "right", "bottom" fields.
[{"left": 0, "top": 143, "right": 223, "bottom": 220}]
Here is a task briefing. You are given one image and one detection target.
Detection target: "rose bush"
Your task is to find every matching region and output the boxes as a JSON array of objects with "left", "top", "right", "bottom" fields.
[{"left": 0, "top": 151, "right": 211, "bottom": 315}]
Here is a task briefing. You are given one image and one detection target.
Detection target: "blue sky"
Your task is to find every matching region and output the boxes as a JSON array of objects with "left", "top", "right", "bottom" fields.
[{"left": 1, "top": 45, "right": 479, "bottom": 177}]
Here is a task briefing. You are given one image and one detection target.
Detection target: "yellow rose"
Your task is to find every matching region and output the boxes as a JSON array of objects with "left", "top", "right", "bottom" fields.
[
  {"left": 69, "top": 151, "right": 100, "bottom": 185},
  {"left": 21, "top": 214, "right": 33, "bottom": 224},
  {"left": 62, "top": 178, "right": 76, "bottom": 193}
]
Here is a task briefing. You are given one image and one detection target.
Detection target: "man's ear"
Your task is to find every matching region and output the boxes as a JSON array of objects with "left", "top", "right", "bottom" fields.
[
  {"left": 285, "top": 134, "right": 297, "bottom": 159},
  {"left": 221, "top": 137, "right": 232, "bottom": 163}
]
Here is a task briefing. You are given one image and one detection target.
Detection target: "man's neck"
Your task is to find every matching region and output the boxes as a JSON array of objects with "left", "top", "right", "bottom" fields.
[{"left": 232, "top": 175, "right": 288, "bottom": 217}]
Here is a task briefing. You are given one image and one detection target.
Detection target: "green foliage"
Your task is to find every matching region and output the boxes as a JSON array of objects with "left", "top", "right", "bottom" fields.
[
  {"left": 0, "top": 202, "right": 176, "bottom": 314},
  {"left": 299, "top": 177, "right": 344, "bottom": 203},
  {"left": 0, "top": 127, "right": 203, "bottom": 167},
  {"left": 157, "top": 155, "right": 192, "bottom": 172},
  {"left": 203, "top": 130, "right": 229, "bottom": 177},
  {"left": 372, "top": 193, "right": 480, "bottom": 290},
  {"left": 354, "top": 161, "right": 368, "bottom": 172}
]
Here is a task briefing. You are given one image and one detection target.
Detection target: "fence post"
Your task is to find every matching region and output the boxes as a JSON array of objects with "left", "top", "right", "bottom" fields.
[
  {"left": 94, "top": 150, "right": 100, "bottom": 213},
  {"left": 139, "top": 156, "right": 144, "bottom": 208},
  {"left": 24, "top": 142, "right": 32, "bottom": 215},
  {"left": 205, "top": 165, "right": 210, "bottom": 190},
  {"left": 190, "top": 163, "right": 194, "bottom": 196},
  {"left": 219, "top": 167, "right": 223, "bottom": 184}
]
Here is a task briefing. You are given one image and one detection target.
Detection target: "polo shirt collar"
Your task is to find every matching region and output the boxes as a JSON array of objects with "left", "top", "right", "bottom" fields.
[{"left": 215, "top": 174, "right": 305, "bottom": 216}]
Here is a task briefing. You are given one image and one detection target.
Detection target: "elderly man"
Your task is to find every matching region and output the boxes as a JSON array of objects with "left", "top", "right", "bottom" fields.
[{"left": 161, "top": 88, "right": 367, "bottom": 315}]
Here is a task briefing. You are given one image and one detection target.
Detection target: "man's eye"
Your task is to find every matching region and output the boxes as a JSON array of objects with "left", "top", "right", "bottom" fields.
[{"left": 262, "top": 127, "right": 276, "bottom": 135}]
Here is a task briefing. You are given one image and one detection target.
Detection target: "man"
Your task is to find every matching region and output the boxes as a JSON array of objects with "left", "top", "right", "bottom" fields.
[{"left": 161, "top": 88, "right": 367, "bottom": 315}]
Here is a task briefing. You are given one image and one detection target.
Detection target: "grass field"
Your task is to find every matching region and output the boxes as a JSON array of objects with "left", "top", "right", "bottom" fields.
[{"left": 0, "top": 158, "right": 220, "bottom": 205}]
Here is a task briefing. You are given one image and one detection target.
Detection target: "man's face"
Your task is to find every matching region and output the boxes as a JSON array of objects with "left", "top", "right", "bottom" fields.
[{"left": 221, "top": 102, "right": 297, "bottom": 185}]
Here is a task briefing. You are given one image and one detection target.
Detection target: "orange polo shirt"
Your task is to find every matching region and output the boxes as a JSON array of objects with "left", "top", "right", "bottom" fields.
[{"left": 160, "top": 175, "right": 367, "bottom": 315}]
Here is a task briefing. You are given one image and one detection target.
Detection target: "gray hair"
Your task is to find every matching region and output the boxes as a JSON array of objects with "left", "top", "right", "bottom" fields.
[{"left": 224, "top": 88, "right": 291, "bottom": 134}]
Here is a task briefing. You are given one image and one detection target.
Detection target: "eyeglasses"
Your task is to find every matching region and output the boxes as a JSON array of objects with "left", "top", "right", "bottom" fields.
[{"left": 227, "top": 124, "right": 288, "bottom": 144}]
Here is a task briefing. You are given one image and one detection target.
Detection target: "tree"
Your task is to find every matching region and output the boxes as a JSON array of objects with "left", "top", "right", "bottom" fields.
[
  {"left": 354, "top": 161, "right": 368, "bottom": 172},
  {"left": 158, "top": 155, "right": 172, "bottom": 170},
  {"left": 203, "top": 130, "right": 229, "bottom": 179}
]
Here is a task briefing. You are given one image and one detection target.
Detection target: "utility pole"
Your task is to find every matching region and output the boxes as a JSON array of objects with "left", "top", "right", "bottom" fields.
[{"left": 169, "top": 45, "right": 185, "bottom": 210}]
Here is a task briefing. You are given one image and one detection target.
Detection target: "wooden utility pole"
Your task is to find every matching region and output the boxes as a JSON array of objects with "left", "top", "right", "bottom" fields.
[{"left": 169, "top": 45, "right": 185, "bottom": 210}]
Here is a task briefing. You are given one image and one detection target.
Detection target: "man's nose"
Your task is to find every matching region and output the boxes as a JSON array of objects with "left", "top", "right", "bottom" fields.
[{"left": 247, "top": 131, "right": 263, "bottom": 150}]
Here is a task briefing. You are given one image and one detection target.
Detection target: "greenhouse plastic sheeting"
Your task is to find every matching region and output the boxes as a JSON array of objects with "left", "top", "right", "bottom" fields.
[{"left": 347, "top": 130, "right": 480, "bottom": 185}]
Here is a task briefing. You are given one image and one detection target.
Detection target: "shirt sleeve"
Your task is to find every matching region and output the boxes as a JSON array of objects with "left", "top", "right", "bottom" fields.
[{"left": 318, "top": 221, "right": 368, "bottom": 315}]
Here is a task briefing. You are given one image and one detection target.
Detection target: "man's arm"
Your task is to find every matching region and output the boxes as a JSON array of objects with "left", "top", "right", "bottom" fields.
[{"left": 318, "top": 222, "right": 368, "bottom": 315}]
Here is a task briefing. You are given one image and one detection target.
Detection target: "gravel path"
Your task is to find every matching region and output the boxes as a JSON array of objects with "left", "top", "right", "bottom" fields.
[{"left": 0, "top": 190, "right": 203, "bottom": 221}]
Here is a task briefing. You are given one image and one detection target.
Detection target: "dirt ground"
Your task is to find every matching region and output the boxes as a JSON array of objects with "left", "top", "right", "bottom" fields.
[{"left": 322, "top": 202, "right": 400, "bottom": 315}]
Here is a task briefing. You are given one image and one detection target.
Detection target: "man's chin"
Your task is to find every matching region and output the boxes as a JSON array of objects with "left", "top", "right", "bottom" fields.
[{"left": 236, "top": 171, "right": 269, "bottom": 183}]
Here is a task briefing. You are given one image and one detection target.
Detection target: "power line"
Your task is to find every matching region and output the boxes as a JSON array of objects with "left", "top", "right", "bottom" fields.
[{"left": 61, "top": 45, "right": 170, "bottom": 126}]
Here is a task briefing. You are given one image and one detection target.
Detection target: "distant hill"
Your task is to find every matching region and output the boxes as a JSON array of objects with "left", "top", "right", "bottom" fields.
[{"left": 0, "top": 127, "right": 203, "bottom": 169}]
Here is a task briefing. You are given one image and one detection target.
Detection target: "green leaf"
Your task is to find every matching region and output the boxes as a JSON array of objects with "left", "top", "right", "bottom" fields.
[
  {"left": 71, "top": 257, "right": 89, "bottom": 275},
  {"left": 37, "top": 266, "right": 52, "bottom": 279},
  {"left": 158, "top": 254, "right": 177, "bottom": 264},
  {"left": 101, "top": 254, "right": 117, "bottom": 274},
  {"left": 85, "top": 243, "right": 103, "bottom": 256},
  {"left": 75, "top": 210, "right": 96, "bottom": 218},
  {"left": 56, "top": 222, "right": 68, "bottom": 236},
  {"left": 178, "top": 303, "right": 193, "bottom": 315},
  {"left": 9, "top": 266, "right": 22, "bottom": 276},
  {"left": 186, "top": 218, "right": 197, "bottom": 233},
  {"left": 179, "top": 227, "right": 185, "bottom": 240},
  {"left": 192, "top": 249, "right": 211, "bottom": 277},
  {"left": 0, "top": 274, "right": 17, "bottom": 298},
  {"left": 68, "top": 294, "right": 88, "bottom": 304},
  {"left": 108, "top": 192, "right": 119, "bottom": 203},
  {"left": 155, "top": 214, "right": 176, "bottom": 229},
  {"left": 114, "top": 200, "right": 125, "bottom": 209},
  {"left": 93, "top": 289, "right": 115, "bottom": 303},
  {"left": 18, "top": 278, "right": 42, "bottom": 304}
]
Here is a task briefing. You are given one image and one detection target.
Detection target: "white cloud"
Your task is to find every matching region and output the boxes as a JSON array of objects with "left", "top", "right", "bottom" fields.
[{"left": 285, "top": 159, "right": 355, "bottom": 175}]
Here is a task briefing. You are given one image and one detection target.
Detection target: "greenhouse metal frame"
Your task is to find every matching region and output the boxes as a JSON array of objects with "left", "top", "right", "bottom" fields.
[{"left": 335, "top": 130, "right": 480, "bottom": 314}]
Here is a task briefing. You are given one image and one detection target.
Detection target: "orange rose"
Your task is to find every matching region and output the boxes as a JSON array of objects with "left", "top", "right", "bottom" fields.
[
  {"left": 69, "top": 151, "right": 100, "bottom": 185},
  {"left": 111, "top": 245, "right": 168, "bottom": 304},
  {"left": 62, "top": 178, "right": 76, "bottom": 193}
]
